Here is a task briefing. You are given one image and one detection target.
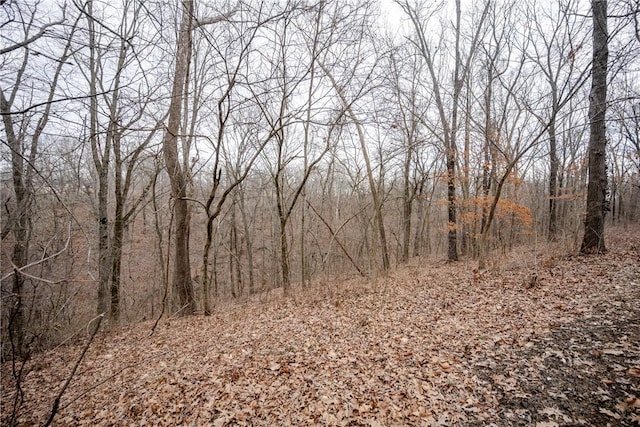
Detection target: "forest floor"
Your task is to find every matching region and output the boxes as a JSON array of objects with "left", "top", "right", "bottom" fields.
[{"left": 2, "top": 229, "right": 639, "bottom": 426}]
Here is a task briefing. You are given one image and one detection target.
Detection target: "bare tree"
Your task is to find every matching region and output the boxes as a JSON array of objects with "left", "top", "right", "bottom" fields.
[
  {"left": 525, "top": 0, "right": 591, "bottom": 241},
  {"left": 83, "top": 0, "right": 111, "bottom": 317},
  {"left": 162, "top": 0, "right": 238, "bottom": 314},
  {"left": 398, "top": 0, "right": 490, "bottom": 261},
  {"left": 472, "top": 3, "right": 545, "bottom": 268},
  {"left": 74, "top": 0, "right": 162, "bottom": 321},
  {"left": 1, "top": 2, "right": 78, "bottom": 357},
  {"left": 384, "top": 41, "right": 428, "bottom": 263},
  {"left": 581, "top": 0, "right": 609, "bottom": 253},
  {"left": 195, "top": 3, "right": 300, "bottom": 311},
  {"left": 316, "top": 1, "right": 392, "bottom": 272}
]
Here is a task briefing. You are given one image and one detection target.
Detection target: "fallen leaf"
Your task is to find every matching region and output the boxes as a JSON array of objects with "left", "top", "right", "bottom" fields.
[
  {"left": 539, "top": 407, "right": 571, "bottom": 422},
  {"left": 628, "top": 366, "right": 640, "bottom": 377},
  {"left": 615, "top": 400, "right": 629, "bottom": 412},
  {"left": 599, "top": 407, "right": 621, "bottom": 419},
  {"left": 439, "top": 362, "right": 452, "bottom": 373},
  {"left": 626, "top": 396, "right": 640, "bottom": 409}
]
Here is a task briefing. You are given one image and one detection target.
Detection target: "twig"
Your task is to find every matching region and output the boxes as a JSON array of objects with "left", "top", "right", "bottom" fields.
[
  {"left": 150, "top": 302, "right": 190, "bottom": 335},
  {"left": 50, "top": 306, "right": 100, "bottom": 352},
  {"left": 1, "top": 223, "right": 72, "bottom": 283},
  {"left": 42, "top": 313, "right": 104, "bottom": 427},
  {"left": 169, "top": 303, "right": 191, "bottom": 319},
  {"left": 306, "top": 200, "right": 367, "bottom": 277},
  {"left": 57, "top": 349, "right": 172, "bottom": 412}
]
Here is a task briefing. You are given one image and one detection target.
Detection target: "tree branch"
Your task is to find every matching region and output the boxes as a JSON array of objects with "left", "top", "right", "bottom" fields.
[
  {"left": 0, "top": 16, "right": 66, "bottom": 55},
  {"left": 192, "top": 1, "right": 241, "bottom": 29}
]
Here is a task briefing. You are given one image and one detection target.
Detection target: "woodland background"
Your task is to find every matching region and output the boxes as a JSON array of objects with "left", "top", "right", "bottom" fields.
[{"left": 1, "top": 0, "right": 639, "bottom": 361}]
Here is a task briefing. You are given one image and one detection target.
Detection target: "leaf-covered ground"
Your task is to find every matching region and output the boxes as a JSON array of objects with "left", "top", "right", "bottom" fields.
[{"left": 3, "top": 230, "right": 639, "bottom": 426}]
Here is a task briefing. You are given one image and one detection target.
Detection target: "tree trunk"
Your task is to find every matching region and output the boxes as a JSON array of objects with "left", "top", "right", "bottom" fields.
[
  {"left": 201, "top": 213, "right": 215, "bottom": 315},
  {"left": 112, "top": 4, "right": 162, "bottom": 320},
  {"left": 87, "top": 0, "right": 111, "bottom": 316},
  {"left": 401, "top": 147, "right": 412, "bottom": 263},
  {"left": 412, "top": 181, "right": 425, "bottom": 257},
  {"left": 446, "top": 153, "right": 458, "bottom": 261},
  {"left": 548, "top": 115, "right": 559, "bottom": 241},
  {"left": 230, "top": 205, "right": 242, "bottom": 296},
  {"left": 163, "top": 0, "right": 196, "bottom": 314},
  {"left": 151, "top": 169, "right": 167, "bottom": 319},
  {"left": 461, "top": 83, "right": 472, "bottom": 257},
  {"left": 481, "top": 59, "right": 493, "bottom": 256},
  {"left": 238, "top": 191, "right": 255, "bottom": 294},
  {"left": 580, "top": 0, "right": 608, "bottom": 254},
  {"left": 1, "top": 91, "right": 28, "bottom": 357},
  {"left": 279, "top": 217, "right": 291, "bottom": 293},
  {"left": 106, "top": 30, "right": 131, "bottom": 322},
  {"left": 110, "top": 127, "right": 156, "bottom": 321},
  {"left": 110, "top": 200, "right": 123, "bottom": 320},
  {"left": 275, "top": 158, "right": 292, "bottom": 293}
]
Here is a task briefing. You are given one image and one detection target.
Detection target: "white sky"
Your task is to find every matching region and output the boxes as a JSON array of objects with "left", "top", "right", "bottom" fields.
[{"left": 378, "top": 0, "right": 410, "bottom": 39}]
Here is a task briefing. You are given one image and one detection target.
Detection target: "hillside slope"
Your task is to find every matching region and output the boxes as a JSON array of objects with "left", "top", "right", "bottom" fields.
[{"left": 2, "top": 230, "right": 639, "bottom": 426}]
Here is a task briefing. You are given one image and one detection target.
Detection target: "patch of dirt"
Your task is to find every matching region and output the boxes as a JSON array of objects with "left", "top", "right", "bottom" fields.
[{"left": 2, "top": 230, "right": 639, "bottom": 426}]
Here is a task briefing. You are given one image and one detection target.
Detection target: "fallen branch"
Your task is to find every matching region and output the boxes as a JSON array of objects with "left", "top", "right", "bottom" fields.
[{"left": 42, "top": 313, "right": 104, "bottom": 427}]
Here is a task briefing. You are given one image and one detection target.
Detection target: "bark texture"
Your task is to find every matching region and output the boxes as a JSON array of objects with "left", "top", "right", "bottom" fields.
[{"left": 580, "top": 0, "right": 608, "bottom": 254}]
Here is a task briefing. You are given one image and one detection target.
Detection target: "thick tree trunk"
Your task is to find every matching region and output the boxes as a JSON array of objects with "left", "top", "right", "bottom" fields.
[
  {"left": 275, "top": 148, "right": 292, "bottom": 293},
  {"left": 172, "top": 189, "right": 195, "bottom": 312},
  {"left": 480, "top": 139, "right": 491, "bottom": 234},
  {"left": 201, "top": 214, "right": 214, "bottom": 315},
  {"left": 580, "top": 0, "right": 608, "bottom": 254},
  {"left": 279, "top": 217, "right": 291, "bottom": 294},
  {"left": 110, "top": 204, "right": 123, "bottom": 320},
  {"left": 163, "top": 0, "right": 195, "bottom": 314},
  {"left": 96, "top": 164, "right": 110, "bottom": 316},
  {"left": 2, "top": 92, "right": 28, "bottom": 357},
  {"left": 9, "top": 182, "right": 27, "bottom": 357}
]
